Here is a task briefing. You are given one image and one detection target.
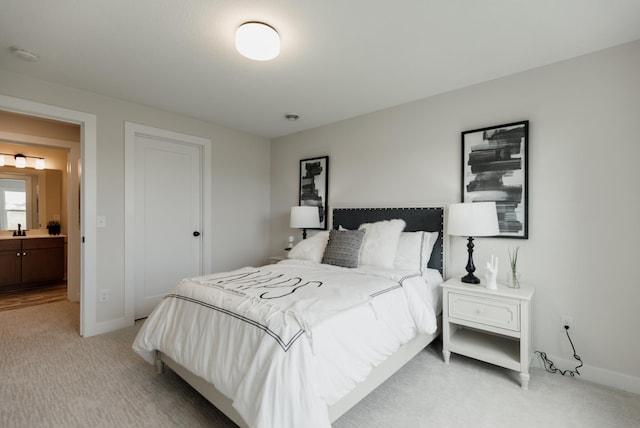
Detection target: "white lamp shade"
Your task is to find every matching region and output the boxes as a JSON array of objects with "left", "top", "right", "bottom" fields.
[
  {"left": 0, "top": 155, "right": 4, "bottom": 167},
  {"left": 447, "top": 202, "right": 499, "bottom": 237},
  {"left": 290, "top": 206, "right": 320, "bottom": 229},
  {"left": 35, "top": 158, "right": 45, "bottom": 170},
  {"left": 236, "top": 22, "right": 280, "bottom": 61}
]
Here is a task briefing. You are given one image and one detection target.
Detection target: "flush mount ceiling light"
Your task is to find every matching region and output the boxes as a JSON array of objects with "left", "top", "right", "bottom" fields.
[{"left": 235, "top": 22, "right": 280, "bottom": 61}]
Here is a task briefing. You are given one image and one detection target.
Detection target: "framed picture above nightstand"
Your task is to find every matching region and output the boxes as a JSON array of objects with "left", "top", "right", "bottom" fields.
[
  {"left": 441, "top": 278, "right": 535, "bottom": 389},
  {"left": 461, "top": 121, "right": 529, "bottom": 239}
]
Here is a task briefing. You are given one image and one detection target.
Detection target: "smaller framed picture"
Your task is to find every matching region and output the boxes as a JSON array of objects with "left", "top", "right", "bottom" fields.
[
  {"left": 299, "top": 156, "right": 329, "bottom": 230},
  {"left": 461, "top": 121, "right": 528, "bottom": 239}
]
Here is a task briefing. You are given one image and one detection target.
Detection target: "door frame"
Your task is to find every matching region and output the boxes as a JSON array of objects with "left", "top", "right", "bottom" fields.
[
  {"left": 124, "top": 122, "right": 212, "bottom": 323},
  {"left": 0, "top": 94, "right": 98, "bottom": 337}
]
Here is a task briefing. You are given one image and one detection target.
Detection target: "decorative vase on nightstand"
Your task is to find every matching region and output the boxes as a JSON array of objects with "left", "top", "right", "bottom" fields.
[
  {"left": 508, "top": 271, "right": 521, "bottom": 289},
  {"left": 508, "top": 247, "right": 521, "bottom": 289}
]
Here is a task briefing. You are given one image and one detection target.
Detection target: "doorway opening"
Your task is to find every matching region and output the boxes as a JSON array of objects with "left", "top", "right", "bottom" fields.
[
  {"left": 0, "top": 112, "right": 78, "bottom": 317},
  {"left": 0, "top": 94, "right": 97, "bottom": 336}
]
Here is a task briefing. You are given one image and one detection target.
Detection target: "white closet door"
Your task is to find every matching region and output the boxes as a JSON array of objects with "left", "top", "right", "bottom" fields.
[{"left": 132, "top": 133, "right": 202, "bottom": 319}]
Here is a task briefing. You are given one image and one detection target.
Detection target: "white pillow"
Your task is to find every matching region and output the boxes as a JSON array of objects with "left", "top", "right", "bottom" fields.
[
  {"left": 287, "top": 231, "right": 329, "bottom": 263},
  {"left": 358, "top": 219, "right": 406, "bottom": 269},
  {"left": 394, "top": 231, "right": 439, "bottom": 272},
  {"left": 394, "top": 232, "right": 425, "bottom": 272},
  {"left": 423, "top": 231, "right": 439, "bottom": 268}
]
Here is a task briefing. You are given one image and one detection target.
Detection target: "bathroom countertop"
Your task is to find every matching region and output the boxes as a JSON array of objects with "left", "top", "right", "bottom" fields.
[{"left": 0, "top": 234, "right": 66, "bottom": 240}]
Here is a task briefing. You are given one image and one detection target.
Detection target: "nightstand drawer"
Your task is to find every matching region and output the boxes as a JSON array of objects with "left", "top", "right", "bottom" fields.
[{"left": 449, "top": 293, "right": 520, "bottom": 332}]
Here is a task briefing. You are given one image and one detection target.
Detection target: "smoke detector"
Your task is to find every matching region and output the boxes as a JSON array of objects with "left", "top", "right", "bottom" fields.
[{"left": 11, "top": 47, "right": 39, "bottom": 62}]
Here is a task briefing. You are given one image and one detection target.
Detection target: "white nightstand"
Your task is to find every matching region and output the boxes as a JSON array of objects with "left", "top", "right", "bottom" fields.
[
  {"left": 441, "top": 278, "right": 535, "bottom": 389},
  {"left": 268, "top": 255, "right": 286, "bottom": 264}
]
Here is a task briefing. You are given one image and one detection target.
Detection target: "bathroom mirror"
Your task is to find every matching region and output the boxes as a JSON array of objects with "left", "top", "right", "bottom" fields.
[{"left": 0, "top": 168, "right": 62, "bottom": 231}]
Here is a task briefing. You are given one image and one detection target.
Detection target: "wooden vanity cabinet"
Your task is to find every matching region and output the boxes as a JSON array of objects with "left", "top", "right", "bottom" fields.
[
  {"left": 0, "top": 240, "right": 22, "bottom": 286},
  {"left": 21, "top": 238, "right": 65, "bottom": 284},
  {"left": 0, "top": 237, "right": 65, "bottom": 290}
]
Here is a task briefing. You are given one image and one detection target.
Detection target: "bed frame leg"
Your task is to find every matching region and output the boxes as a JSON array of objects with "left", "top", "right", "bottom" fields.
[{"left": 155, "top": 352, "right": 165, "bottom": 374}]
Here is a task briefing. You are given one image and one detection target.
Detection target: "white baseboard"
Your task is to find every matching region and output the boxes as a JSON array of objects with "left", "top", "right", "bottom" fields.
[
  {"left": 82, "top": 316, "right": 132, "bottom": 337},
  {"left": 530, "top": 353, "right": 640, "bottom": 395}
]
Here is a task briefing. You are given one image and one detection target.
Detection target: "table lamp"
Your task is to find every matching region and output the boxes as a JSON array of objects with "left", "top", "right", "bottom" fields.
[
  {"left": 290, "top": 206, "right": 320, "bottom": 239},
  {"left": 447, "top": 202, "right": 500, "bottom": 284}
]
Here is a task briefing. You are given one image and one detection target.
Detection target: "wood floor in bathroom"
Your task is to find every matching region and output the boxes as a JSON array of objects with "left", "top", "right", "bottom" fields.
[{"left": 0, "top": 283, "right": 67, "bottom": 312}]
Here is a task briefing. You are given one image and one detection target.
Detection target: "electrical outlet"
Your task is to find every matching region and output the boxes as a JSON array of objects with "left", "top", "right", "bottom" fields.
[
  {"left": 561, "top": 315, "right": 573, "bottom": 331},
  {"left": 99, "top": 289, "right": 109, "bottom": 302}
]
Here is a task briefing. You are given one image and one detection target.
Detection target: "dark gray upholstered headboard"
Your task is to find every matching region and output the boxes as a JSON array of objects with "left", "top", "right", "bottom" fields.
[{"left": 332, "top": 207, "right": 445, "bottom": 274}]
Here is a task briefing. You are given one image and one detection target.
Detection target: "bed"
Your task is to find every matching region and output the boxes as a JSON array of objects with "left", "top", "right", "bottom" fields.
[{"left": 133, "top": 206, "right": 446, "bottom": 428}]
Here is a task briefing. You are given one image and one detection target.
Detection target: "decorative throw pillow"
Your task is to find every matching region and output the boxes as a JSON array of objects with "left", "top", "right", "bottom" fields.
[
  {"left": 287, "top": 231, "right": 329, "bottom": 263},
  {"left": 321, "top": 229, "right": 366, "bottom": 268},
  {"left": 358, "top": 219, "right": 406, "bottom": 269}
]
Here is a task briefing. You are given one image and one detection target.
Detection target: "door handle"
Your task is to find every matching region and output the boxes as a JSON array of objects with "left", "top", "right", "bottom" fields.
[{"left": 193, "top": 231, "right": 201, "bottom": 237}]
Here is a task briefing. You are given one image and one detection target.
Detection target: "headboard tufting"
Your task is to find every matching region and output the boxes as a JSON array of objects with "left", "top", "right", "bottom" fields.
[{"left": 332, "top": 207, "right": 445, "bottom": 275}]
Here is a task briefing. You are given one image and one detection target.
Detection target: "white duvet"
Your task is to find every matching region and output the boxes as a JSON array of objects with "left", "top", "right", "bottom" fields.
[{"left": 133, "top": 259, "right": 440, "bottom": 428}]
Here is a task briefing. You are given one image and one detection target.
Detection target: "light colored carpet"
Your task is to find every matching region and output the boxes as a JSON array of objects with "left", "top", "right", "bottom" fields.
[{"left": 1, "top": 301, "right": 638, "bottom": 428}]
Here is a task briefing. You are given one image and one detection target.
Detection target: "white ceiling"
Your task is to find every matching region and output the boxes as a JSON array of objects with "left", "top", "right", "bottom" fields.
[{"left": 1, "top": 0, "right": 640, "bottom": 139}]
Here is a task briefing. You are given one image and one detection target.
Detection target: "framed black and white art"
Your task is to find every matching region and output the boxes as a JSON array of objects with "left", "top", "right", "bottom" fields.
[
  {"left": 299, "top": 156, "right": 329, "bottom": 230},
  {"left": 461, "top": 121, "right": 528, "bottom": 239}
]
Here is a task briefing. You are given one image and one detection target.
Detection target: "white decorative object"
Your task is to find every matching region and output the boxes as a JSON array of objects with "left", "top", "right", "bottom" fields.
[
  {"left": 285, "top": 236, "right": 294, "bottom": 251},
  {"left": 484, "top": 254, "right": 498, "bottom": 290}
]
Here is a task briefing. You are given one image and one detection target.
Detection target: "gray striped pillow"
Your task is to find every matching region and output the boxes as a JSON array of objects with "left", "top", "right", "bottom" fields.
[{"left": 322, "top": 229, "right": 365, "bottom": 268}]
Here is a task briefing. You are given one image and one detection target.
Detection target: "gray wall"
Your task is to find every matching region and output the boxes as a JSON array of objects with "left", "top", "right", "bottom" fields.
[
  {"left": 270, "top": 40, "right": 640, "bottom": 392},
  {"left": 0, "top": 70, "right": 272, "bottom": 325}
]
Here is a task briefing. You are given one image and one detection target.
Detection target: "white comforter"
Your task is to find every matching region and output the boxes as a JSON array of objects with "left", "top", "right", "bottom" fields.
[{"left": 133, "top": 259, "right": 440, "bottom": 428}]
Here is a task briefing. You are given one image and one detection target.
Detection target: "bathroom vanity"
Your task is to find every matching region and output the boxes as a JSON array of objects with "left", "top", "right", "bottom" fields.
[{"left": 0, "top": 236, "right": 64, "bottom": 291}]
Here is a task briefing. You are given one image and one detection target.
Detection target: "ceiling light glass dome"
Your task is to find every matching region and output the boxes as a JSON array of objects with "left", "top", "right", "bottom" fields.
[{"left": 235, "top": 22, "right": 280, "bottom": 61}]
